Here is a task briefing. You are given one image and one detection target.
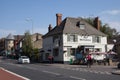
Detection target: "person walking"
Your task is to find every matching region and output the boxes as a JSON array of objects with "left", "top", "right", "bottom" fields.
[
  {"left": 86, "top": 54, "right": 92, "bottom": 68},
  {"left": 48, "top": 55, "right": 54, "bottom": 64},
  {"left": 106, "top": 53, "right": 110, "bottom": 66}
]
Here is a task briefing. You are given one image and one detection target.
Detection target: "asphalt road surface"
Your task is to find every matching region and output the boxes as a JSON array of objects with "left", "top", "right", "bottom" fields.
[{"left": 0, "top": 58, "right": 120, "bottom": 80}]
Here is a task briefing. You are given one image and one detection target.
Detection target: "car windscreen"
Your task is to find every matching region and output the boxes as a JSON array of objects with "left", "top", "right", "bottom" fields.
[{"left": 21, "top": 56, "right": 28, "bottom": 59}]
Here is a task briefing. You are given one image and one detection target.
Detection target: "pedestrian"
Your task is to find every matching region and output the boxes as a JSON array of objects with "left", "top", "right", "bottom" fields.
[
  {"left": 86, "top": 54, "right": 92, "bottom": 68},
  {"left": 48, "top": 55, "right": 54, "bottom": 64},
  {"left": 106, "top": 54, "right": 110, "bottom": 66}
]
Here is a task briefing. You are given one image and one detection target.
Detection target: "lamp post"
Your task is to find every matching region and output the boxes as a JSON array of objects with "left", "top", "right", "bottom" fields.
[
  {"left": 26, "top": 18, "right": 34, "bottom": 48},
  {"left": 26, "top": 18, "right": 34, "bottom": 34}
]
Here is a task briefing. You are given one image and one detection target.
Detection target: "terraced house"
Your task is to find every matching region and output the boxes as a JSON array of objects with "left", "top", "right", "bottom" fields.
[{"left": 43, "top": 13, "right": 108, "bottom": 63}]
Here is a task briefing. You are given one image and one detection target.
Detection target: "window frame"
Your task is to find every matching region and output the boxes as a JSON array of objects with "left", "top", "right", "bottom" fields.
[
  {"left": 53, "top": 48, "right": 59, "bottom": 57},
  {"left": 67, "top": 34, "right": 78, "bottom": 42},
  {"left": 92, "top": 36, "right": 101, "bottom": 43},
  {"left": 67, "top": 48, "right": 76, "bottom": 56}
]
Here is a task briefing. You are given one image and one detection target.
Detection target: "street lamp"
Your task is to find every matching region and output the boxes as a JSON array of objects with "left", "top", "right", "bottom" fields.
[
  {"left": 26, "top": 18, "right": 34, "bottom": 34},
  {"left": 25, "top": 18, "right": 34, "bottom": 48}
]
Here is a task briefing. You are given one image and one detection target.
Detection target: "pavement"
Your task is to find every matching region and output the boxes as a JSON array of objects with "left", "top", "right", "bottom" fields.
[{"left": 0, "top": 67, "right": 29, "bottom": 80}]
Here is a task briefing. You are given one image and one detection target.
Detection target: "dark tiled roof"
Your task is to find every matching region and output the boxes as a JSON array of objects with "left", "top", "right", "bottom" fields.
[
  {"left": 32, "top": 33, "right": 43, "bottom": 36},
  {"left": 14, "top": 35, "right": 24, "bottom": 40},
  {"left": 6, "top": 33, "right": 14, "bottom": 40},
  {"left": 43, "top": 19, "right": 66, "bottom": 38},
  {"left": 43, "top": 17, "right": 106, "bottom": 38}
]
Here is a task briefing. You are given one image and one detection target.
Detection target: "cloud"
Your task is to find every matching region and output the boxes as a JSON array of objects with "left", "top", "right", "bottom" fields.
[
  {"left": 100, "top": 17, "right": 120, "bottom": 31},
  {"left": 98, "top": 10, "right": 120, "bottom": 32},
  {"left": 0, "top": 29, "right": 16, "bottom": 38},
  {"left": 108, "top": 21, "right": 120, "bottom": 29},
  {"left": 101, "top": 10, "right": 120, "bottom": 15}
]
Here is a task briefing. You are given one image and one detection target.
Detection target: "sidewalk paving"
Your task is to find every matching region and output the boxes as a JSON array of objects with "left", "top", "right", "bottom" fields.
[{"left": 0, "top": 67, "right": 29, "bottom": 80}]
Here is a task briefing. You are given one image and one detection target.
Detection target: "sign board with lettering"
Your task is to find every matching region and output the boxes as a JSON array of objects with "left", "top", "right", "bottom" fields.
[{"left": 79, "top": 36, "right": 92, "bottom": 43}]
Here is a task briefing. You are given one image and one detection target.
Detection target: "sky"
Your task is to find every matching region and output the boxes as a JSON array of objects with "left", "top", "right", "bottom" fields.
[{"left": 0, "top": 0, "right": 120, "bottom": 38}]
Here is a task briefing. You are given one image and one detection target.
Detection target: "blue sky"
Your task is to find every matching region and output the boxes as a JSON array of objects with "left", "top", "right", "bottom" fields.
[{"left": 0, "top": 0, "right": 120, "bottom": 38}]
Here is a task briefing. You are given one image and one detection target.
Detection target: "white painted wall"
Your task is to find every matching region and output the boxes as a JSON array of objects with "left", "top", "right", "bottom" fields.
[
  {"left": 107, "top": 44, "right": 114, "bottom": 52},
  {"left": 43, "top": 34, "right": 107, "bottom": 63},
  {"left": 63, "top": 34, "right": 107, "bottom": 62},
  {"left": 101, "top": 37, "right": 107, "bottom": 44}
]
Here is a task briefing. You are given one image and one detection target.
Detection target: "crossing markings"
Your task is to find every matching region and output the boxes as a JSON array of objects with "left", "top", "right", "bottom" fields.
[
  {"left": 42, "top": 70, "right": 61, "bottom": 76},
  {"left": 70, "top": 76, "right": 86, "bottom": 80}
]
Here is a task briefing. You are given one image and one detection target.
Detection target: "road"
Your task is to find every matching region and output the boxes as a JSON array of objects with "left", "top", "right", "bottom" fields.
[{"left": 0, "top": 58, "right": 120, "bottom": 80}]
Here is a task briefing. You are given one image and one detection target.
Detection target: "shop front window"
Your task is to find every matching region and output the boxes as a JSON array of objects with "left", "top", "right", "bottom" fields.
[{"left": 67, "top": 48, "right": 76, "bottom": 56}]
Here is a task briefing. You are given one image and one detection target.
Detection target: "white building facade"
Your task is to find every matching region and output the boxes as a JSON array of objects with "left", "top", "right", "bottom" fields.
[
  {"left": 63, "top": 34, "right": 107, "bottom": 63},
  {"left": 43, "top": 14, "right": 108, "bottom": 63}
]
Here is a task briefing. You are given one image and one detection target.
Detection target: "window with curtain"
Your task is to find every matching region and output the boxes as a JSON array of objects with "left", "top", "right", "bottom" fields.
[
  {"left": 92, "top": 36, "right": 101, "bottom": 43},
  {"left": 67, "top": 34, "right": 78, "bottom": 42}
]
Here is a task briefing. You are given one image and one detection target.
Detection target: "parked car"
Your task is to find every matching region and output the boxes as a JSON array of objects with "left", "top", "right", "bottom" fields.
[
  {"left": 117, "top": 62, "right": 120, "bottom": 69},
  {"left": 18, "top": 56, "right": 30, "bottom": 64}
]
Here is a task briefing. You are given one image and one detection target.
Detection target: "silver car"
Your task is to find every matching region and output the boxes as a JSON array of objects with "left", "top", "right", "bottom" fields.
[{"left": 18, "top": 56, "right": 30, "bottom": 64}]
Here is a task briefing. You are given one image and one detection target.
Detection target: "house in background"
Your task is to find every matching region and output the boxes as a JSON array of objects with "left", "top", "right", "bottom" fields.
[
  {"left": 31, "top": 33, "right": 43, "bottom": 49},
  {"left": 16, "top": 33, "right": 43, "bottom": 56},
  {"left": 5, "top": 33, "right": 15, "bottom": 56},
  {"left": 3, "top": 33, "right": 42, "bottom": 59},
  {"left": 14, "top": 35, "right": 24, "bottom": 57},
  {"left": 43, "top": 13, "right": 108, "bottom": 63},
  {"left": 0, "top": 38, "right": 5, "bottom": 54}
]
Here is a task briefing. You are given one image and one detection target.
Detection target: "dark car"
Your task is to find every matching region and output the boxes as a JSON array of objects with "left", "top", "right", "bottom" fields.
[{"left": 117, "top": 62, "right": 120, "bottom": 69}]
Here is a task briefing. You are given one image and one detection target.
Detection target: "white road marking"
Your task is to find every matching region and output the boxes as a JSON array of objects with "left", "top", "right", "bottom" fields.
[
  {"left": 16, "top": 65, "right": 23, "bottom": 67},
  {"left": 93, "top": 71, "right": 99, "bottom": 73},
  {"left": 66, "top": 67, "right": 71, "bottom": 69},
  {"left": 89, "top": 70, "right": 93, "bottom": 73},
  {"left": 75, "top": 68, "right": 79, "bottom": 71},
  {"left": 0, "top": 67, "right": 30, "bottom": 80},
  {"left": 70, "top": 76, "right": 86, "bottom": 80},
  {"left": 105, "top": 72, "right": 111, "bottom": 75},
  {"left": 99, "top": 71, "right": 105, "bottom": 74},
  {"left": 42, "top": 70, "right": 60, "bottom": 76},
  {"left": 24, "top": 66, "right": 37, "bottom": 70}
]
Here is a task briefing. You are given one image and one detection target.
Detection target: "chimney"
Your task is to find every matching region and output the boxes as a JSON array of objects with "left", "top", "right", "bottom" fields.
[
  {"left": 56, "top": 13, "right": 62, "bottom": 26},
  {"left": 48, "top": 24, "right": 52, "bottom": 32},
  {"left": 17, "top": 35, "right": 20, "bottom": 41},
  {"left": 94, "top": 17, "right": 100, "bottom": 30}
]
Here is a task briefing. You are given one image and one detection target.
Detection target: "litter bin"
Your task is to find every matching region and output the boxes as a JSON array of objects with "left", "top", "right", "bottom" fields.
[{"left": 69, "top": 58, "right": 73, "bottom": 65}]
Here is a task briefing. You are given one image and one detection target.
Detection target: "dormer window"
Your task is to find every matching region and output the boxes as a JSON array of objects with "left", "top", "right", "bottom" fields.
[
  {"left": 79, "top": 24, "right": 85, "bottom": 29},
  {"left": 77, "top": 21, "right": 85, "bottom": 29}
]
